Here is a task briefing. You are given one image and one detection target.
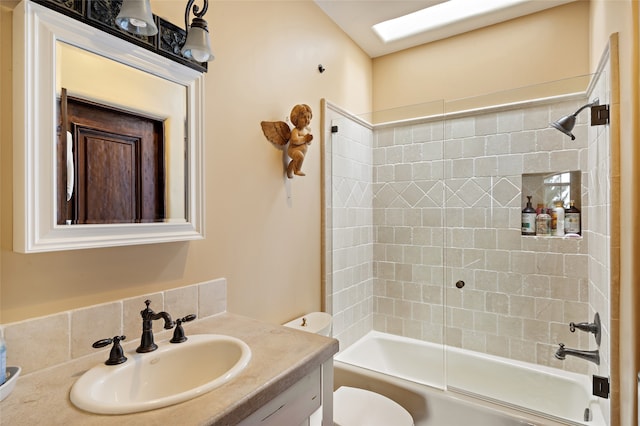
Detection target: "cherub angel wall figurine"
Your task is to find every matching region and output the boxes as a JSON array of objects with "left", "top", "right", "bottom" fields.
[{"left": 261, "top": 104, "right": 313, "bottom": 178}]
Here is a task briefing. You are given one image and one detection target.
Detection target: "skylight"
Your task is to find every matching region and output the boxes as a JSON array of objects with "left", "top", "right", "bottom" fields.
[{"left": 372, "top": 0, "right": 531, "bottom": 43}]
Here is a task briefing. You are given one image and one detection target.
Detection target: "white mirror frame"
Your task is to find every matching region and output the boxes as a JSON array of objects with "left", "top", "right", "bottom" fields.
[{"left": 13, "top": 0, "right": 205, "bottom": 253}]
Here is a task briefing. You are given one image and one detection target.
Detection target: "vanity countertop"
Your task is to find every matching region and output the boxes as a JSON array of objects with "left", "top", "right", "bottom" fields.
[{"left": 0, "top": 312, "right": 339, "bottom": 425}]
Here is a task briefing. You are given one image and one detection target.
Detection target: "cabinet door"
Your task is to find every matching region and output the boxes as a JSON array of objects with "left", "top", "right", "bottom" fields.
[{"left": 239, "top": 368, "right": 321, "bottom": 426}]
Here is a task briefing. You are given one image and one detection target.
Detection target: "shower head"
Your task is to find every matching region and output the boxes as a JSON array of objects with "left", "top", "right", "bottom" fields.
[
  {"left": 550, "top": 114, "right": 577, "bottom": 140},
  {"left": 550, "top": 98, "right": 600, "bottom": 141}
]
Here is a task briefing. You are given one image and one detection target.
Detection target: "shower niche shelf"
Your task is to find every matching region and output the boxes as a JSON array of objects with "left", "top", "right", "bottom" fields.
[{"left": 521, "top": 170, "right": 582, "bottom": 237}]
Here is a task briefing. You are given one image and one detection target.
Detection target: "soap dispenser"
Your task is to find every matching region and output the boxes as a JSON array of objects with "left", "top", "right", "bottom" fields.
[
  {"left": 521, "top": 195, "right": 536, "bottom": 236},
  {"left": 565, "top": 200, "right": 581, "bottom": 235},
  {"left": 552, "top": 200, "right": 565, "bottom": 236}
]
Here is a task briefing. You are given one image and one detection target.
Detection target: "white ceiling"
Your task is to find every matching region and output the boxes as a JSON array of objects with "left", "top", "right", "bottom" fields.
[{"left": 313, "top": 0, "right": 576, "bottom": 58}]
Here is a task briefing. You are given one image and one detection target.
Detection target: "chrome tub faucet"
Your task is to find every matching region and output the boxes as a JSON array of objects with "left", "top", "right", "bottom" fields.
[{"left": 136, "top": 300, "right": 174, "bottom": 353}]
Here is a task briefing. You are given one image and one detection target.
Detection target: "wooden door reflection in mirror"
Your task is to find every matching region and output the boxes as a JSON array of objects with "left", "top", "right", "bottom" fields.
[{"left": 57, "top": 95, "right": 166, "bottom": 224}]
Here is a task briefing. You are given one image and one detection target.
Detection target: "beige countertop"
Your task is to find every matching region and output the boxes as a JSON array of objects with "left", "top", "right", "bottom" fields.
[{"left": 0, "top": 312, "right": 339, "bottom": 425}]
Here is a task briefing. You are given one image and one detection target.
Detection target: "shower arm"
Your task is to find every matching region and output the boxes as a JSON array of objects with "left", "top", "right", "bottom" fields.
[{"left": 572, "top": 98, "right": 599, "bottom": 117}]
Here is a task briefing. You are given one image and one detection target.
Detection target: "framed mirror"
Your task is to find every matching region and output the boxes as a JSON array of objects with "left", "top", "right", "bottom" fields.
[{"left": 13, "top": 1, "right": 205, "bottom": 252}]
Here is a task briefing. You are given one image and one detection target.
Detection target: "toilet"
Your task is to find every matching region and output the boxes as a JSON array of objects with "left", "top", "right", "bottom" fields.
[{"left": 283, "top": 313, "right": 414, "bottom": 426}]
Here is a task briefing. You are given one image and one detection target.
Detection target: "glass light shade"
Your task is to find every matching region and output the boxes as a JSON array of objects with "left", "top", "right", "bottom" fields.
[
  {"left": 181, "top": 21, "right": 214, "bottom": 62},
  {"left": 116, "top": 0, "right": 158, "bottom": 36}
]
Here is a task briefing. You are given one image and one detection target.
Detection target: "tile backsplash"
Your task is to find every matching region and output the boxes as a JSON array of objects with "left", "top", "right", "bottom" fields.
[{"left": 0, "top": 278, "right": 227, "bottom": 375}]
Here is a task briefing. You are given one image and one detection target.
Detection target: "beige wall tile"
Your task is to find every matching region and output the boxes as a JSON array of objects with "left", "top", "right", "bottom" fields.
[
  {"left": 71, "top": 302, "right": 122, "bottom": 359},
  {"left": 198, "top": 278, "right": 227, "bottom": 318},
  {"left": 498, "top": 315, "right": 523, "bottom": 339},
  {"left": 510, "top": 295, "right": 536, "bottom": 319},
  {"left": 4, "top": 313, "right": 70, "bottom": 374},
  {"left": 534, "top": 298, "right": 564, "bottom": 323}
]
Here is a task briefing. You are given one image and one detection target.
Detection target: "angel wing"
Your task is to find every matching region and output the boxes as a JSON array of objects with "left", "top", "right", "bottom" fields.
[{"left": 260, "top": 121, "right": 291, "bottom": 147}]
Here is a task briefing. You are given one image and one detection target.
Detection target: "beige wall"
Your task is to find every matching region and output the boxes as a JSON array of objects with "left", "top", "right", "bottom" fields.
[
  {"left": 0, "top": 0, "right": 372, "bottom": 324},
  {"left": 372, "top": 1, "right": 591, "bottom": 113}
]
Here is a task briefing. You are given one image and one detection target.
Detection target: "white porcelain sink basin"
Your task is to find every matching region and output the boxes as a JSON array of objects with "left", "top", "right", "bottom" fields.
[{"left": 70, "top": 334, "right": 251, "bottom": 414}]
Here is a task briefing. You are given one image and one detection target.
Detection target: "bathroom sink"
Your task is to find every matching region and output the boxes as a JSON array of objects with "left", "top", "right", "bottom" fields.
[{"left": 70, "top": 334, "right": 251, "bottom": 414}]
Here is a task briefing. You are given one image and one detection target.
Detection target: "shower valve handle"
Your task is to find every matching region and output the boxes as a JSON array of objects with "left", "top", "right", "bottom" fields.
[
  {"left": 568, "top": 312, "right": 601, "bottom": 346},
  {"left": 569, "top": 322, "right": 598, "bottom": 334}
]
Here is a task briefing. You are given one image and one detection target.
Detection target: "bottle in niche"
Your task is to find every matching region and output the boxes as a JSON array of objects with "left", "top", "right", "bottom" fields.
[
  {"left": 521, "top": 195, "right": 537, "bottom": 236},
  {"left": 565, "top": 200, "right": 581, "bottom": 235},
  {"left": 552, "top": 200, "right": 565, "bottom": 236},
  {"left": 536, "top": 209, "right": 551, "bottom": 236}
]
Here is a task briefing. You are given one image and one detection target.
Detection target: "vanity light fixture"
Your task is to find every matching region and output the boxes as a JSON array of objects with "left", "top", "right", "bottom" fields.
[
  {"left": 550, "top": 98, "right": 610, "bottom": 140},
  {"left": 115, "top": 0, "right": 158, "bottom": 36},
  {"left": 116, "top": 0, "right": 214, "bottom": 63},
  {"left": 181, "top": 0, "right": 214, "bottom": 62},
  {"left": 33, "top": 0, "right": 211, "bottom": 71}
]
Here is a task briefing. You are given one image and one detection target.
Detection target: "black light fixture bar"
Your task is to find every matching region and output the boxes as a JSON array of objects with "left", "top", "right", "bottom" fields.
[{"left": 32, "top": 0, "right": 207, "bottom": 73}]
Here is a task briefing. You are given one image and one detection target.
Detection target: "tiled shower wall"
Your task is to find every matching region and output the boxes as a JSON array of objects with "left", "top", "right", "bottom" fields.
[
  {"left": 371, "top": 99, "right": 594, "bottom": 374},
  {"left": 325, "top": 107, "right": 375, "bottom": 349},
  {"left": 328, "top": 92, "right": 612, "bottom": 379}
]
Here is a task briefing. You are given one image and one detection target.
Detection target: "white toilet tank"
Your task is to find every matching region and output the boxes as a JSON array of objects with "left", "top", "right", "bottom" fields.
[{"left": 283, "top": 312, "right": 332, "bottom": 337}]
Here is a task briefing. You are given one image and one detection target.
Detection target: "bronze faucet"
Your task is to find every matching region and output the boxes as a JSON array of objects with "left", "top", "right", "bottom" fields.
[
  {"left": 136, "top": 300, "right": 174, "bottom": 353},
  {"left": 554, "top": 343, "right": 600, "bottom": 365}
]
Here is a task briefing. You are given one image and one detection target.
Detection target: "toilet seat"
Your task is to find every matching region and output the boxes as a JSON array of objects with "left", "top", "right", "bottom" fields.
[
  {"left": 282, "top": 315, "right": 412, "bottom": 426},
  {"left": 332, "top": 386, "right": 413, "bottom": 426}
]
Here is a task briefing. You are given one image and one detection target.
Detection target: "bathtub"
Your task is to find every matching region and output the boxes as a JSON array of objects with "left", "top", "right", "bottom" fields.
[{"left": 334, "top": 331, "right": 606, "bottom": 426}]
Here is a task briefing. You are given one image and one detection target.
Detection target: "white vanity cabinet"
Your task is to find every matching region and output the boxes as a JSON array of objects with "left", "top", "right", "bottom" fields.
[{"left": 238, "top": 360, "right": 333, "bottom": 426}]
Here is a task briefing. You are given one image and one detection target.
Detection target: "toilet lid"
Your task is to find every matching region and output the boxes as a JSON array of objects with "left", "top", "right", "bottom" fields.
[{"left": 333, "top": 386, "right": 413, "bottom": 426}]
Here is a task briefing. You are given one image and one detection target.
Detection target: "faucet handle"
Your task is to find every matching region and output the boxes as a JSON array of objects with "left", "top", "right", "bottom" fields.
[
  {"left": 92, "top": 335, "right": 127, "bottom": 365},
  {"left": 569, "top": 312, "right": 601, "bottom": 346},
  {"left": 182, "top": 314, "right": 197, "bottom": 322},
  {"left": 569, "top": 322, "right": 597, "bottom": 333},
  {"left": 170, "top": 314, "right": 197, "bottom": 343}
]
